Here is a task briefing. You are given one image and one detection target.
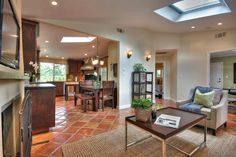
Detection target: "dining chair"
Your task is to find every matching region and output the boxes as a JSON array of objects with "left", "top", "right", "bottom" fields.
[
  {"left": 79, "top": 80, "right": 94, "bottom": 96},
  {"left": 99, "top": 81, "right": 115, "bottom": 111},
  {"left": 74, "top": 93, "right": 95, "bottom": 112}
]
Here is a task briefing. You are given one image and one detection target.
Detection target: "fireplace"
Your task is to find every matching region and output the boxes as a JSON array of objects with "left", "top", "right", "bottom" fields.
[
  {"left": 1, "top": 91, "right": 32, "bottom": 157},
  {"left": 1, "top": 95, "right": 21, "bottom": 156}
]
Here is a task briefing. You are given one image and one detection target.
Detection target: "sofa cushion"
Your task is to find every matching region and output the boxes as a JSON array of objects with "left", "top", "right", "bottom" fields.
[
  {"left": 213, "top": 89, "right": 222, "bottom": 105},
  {"left": 191, "top": 86, "right": 213, "bottom": 101},
  {"left": 193, "top": 89, "right": 215, "bottom": 108},
  {"left": 179, "top": 103, "right": 203, "bottom": 113}
]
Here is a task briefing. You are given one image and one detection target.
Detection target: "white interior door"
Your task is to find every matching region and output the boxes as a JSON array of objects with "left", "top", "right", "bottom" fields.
[{"left": 210, "top": 62, "right": 223, "bottom": 88}]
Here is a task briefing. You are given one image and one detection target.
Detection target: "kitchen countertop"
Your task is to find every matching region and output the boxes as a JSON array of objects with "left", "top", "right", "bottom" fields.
[
  {"left": 64, "top": 82, "right": 80, "bottom": 85},
  {"left": 25, "top": 83, "right": 55, "bottom": 90}
]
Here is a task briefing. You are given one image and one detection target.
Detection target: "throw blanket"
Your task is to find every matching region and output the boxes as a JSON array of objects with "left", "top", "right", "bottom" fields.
[{"left": 180, "top": 103, "right": 203, "bottom": 113}]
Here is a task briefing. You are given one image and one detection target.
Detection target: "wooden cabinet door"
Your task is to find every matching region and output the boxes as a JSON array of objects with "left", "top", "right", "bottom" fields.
[
  {"left": 68, "top": 60, "right": 78, "bottom": 75},
  {"left": 22, "top": 20, "right": 38, "bottom": 73},
  {"left": 31, "top": 88, "right": 55, "bottom": 133}
]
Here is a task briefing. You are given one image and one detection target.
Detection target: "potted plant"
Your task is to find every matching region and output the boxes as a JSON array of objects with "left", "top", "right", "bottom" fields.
[
  {"left": 133, "top": 63, "right": 146, "bottom": 72},
  {"left": 131, "top": 98, "right": 152, "bottom": 122}
]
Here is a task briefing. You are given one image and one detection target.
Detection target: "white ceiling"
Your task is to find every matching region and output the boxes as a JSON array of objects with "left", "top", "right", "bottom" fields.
[
  {"left": 211, "top": 49, "right": 236, "bottom": 58},
  {"left": 22, "top": 0, "right": 236, "bottom": 33},
  {"left": 37, "top": 22, "right": 113, "bottom": 60}
]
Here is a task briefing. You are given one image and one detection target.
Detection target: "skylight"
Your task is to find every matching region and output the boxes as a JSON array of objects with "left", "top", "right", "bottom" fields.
[
  {"left": 154, "top": 0, "right": 231, "bottom": 22},
  {"left": 172, "top": 0, "right": 221, "bottom": 13},
  {"left": 61, "top": 37, "right": 96, "bottom": 43}
]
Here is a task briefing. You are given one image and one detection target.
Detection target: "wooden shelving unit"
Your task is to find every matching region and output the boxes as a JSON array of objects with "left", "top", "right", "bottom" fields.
[{"left": 132, "top": 72, "right": 153, "bottom": 101}]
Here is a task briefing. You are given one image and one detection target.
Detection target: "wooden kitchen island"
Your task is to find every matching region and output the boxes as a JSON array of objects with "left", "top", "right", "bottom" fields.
[{"left": 25, "top": 83, "right": 56, "bottom": 134}]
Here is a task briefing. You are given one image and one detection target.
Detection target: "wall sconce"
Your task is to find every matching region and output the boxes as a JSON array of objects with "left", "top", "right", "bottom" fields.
[
  {"left": 127, "top": 50, "right": 133, "bottom": 59},
  {"left": 146, "top": 54, "right": 151, "bottom": 61}
]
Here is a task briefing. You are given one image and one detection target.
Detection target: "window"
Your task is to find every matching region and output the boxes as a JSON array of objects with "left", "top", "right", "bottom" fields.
[
  {"left": 40, "top": 62, "right": 66, "bottom": 82},
  {"left": 99, "top": 67, "right": 108, "bottom": 81},
  {"left": 156, "top": 70, "right": 162, "bottom": 78},
  {"left": 154, "top": 0, "right": 231, "bottom": 22},
  {"left": 172, "top": 0, "right": 221, "bottom": 13}
]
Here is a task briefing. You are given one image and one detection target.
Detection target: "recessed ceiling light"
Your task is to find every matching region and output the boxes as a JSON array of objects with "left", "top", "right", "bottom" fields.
[
  {"left": 51, "top": 1, "right": 58, "bottom": 6},
  {"left": 61, "top": 37, "right": 96, "bottom": 43},
  {"left": 92, "top": 45, "right": 95, "bottom": 48},
  {"left": 84, "top": 53, "right": 88, "bottom": 56},
  {"left": 191, "top": 26, "right": 196, "bottom": 29},
  {"left": 45, "top": 40, "right": 49, "bottom": 43},
  {"left": 217, "top": 22, "right": 223, "bottom": 26},
  {"left": 61, "top": 57, "right": 64, "bottom": 59},
  {"left": 46, "top": 55, "right": 49, "bottom": 58}
]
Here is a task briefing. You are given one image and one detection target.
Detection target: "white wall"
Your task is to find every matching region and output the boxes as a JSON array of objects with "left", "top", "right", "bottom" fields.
[
  {"left": 0, "top": 0, "right": 24, "bottom": 156},
  {"left": 177, "top": 29, "right": 236, "bottom": 100},
  {"left": 154, "top": 29, "right": 236, "bottom": 101},
  {"left": 41, "top": 19, "right": 236, "bottom": 104},
  {"left": 170, "top": 53, "right": 177, "bottom": 101},
  {"left": 41, "top": 19, "right": 156, "bottom": 109},
  {"left": 107, "top": 41, "right": 119, "bottom": 83}
]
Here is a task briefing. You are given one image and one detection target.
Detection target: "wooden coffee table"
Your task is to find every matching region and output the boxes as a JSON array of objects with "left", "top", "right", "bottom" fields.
[{"left": 125, "top": 107, "right": 207, "bottom": 157}]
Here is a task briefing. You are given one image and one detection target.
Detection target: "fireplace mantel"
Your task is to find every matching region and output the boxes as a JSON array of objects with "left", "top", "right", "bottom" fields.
[
  {"left": 0, "top": 71, "right": 29, "bottom": 80},
  {"left": 1, "top": 94, "right": 20, "bottom": 112}
]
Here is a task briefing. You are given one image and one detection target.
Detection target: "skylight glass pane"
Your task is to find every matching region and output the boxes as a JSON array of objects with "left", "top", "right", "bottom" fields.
[{"left": 172, "top": 0, "right": 221, "bottom": 12}]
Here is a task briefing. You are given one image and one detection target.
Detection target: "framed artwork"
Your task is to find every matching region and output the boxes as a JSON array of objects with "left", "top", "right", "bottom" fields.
[
  {"left": 234, "top": 63, "right": 236, "bottom": 83},
  {"left": 113, "top": 63, "right": 117, "bottom": 77}
]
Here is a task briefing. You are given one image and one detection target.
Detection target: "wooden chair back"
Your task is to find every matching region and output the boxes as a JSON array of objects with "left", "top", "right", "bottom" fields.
[{"left": 102, "top": 81, "right": 115, "bottom": 97}]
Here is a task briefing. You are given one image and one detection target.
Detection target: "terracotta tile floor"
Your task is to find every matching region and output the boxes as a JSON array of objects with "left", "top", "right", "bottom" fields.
[{"left": 31, "top": 97, "right": 236, "bottom": 157}]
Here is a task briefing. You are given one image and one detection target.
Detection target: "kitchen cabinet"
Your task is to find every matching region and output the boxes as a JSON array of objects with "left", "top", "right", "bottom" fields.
[
  {"left": 22, "top": 19, "right": 39, "bottom": 73},
  {"left": 25, "top": 83, "right": 56, "bottom": 134},
  {"left": 47, "top": 81, "right": 64, "bottom": 96},
  {"left": 68, "top": 59, "right": 84, "bottom": 80}
]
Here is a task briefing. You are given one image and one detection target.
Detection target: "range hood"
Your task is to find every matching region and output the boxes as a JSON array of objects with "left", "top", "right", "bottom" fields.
[{"left": 80, "top": 58, "right": 95, "bottom": 71}]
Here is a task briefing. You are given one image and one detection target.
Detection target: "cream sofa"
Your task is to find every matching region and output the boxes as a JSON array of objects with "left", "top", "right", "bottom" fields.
[{"left": 177, "top": 87, "right": 228, "bottom": 135}]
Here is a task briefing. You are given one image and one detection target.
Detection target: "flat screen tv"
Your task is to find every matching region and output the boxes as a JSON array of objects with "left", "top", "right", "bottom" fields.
[
  {"left": 234, "top": 63, "right": 236, "bottom": 84},
  {"left": 0, "top": 0, "right": 20, "bottom": 69}
]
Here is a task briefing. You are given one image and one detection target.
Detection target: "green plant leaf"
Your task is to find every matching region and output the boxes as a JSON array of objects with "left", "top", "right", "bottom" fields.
[{"left": 132, "top": 98, "right": 152, "bottom": 109}]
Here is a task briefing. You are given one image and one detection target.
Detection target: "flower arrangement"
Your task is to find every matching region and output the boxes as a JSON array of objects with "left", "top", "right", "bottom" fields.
[
  {"left": 29, "top": 61, "right": 39, "bottom": 82},
  {"left": 29, "top": 61, "right": 39, "bottom": 74}
]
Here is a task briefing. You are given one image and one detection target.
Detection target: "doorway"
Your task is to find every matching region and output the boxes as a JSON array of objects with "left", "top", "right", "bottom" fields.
[
  {"left": 210, "top": 62, "right": 223, "bottom": 88},
  {"left": 155, "top": 63, "right": 164, "bottom": 98},
  {"left": 155, "top": 50, "right": 177, "bottom": 102}
]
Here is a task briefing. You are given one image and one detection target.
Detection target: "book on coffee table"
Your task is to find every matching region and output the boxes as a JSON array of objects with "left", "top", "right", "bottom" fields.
[{"left": 154, "top": 114, "right": 181, "bottom": 128}]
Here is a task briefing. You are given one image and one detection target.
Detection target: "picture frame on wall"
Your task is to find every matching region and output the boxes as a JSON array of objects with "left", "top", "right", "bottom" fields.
[
  {"left": 234, "top": 63, "right": 236, "bottom": 83},
  {"left": 113, "top": 63, "right": 117, "bottom": 77}
]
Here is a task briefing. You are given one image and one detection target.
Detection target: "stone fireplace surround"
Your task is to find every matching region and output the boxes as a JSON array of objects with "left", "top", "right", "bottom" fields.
[
  {"left": 1, "top": 94, "right": 21, "bottom": 156},
  {"left": 0, "top": 77, "right": 26, "bottom": 156}
]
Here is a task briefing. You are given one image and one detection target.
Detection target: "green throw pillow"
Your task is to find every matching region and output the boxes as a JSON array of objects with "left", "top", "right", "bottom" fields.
[{"left": 193, "top": 89, "right": 215, "bottom": 108}]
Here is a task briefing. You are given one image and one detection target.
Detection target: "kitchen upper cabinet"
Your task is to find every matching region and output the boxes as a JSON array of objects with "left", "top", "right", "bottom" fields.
[
  {"left": 68, "top": 59, "right": 84, "bottom": 76},
  {"left": 22, "top": 19, "right": 39, "bottom": 73},
  {"left": 68, "top": 59, "right": 78, "bottom": 75}
]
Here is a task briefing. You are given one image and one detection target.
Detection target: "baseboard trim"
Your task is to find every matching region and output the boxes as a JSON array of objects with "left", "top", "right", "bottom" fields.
[
  {"left": 162, "top": 97, "right": 176, "bottom": 103},
  {"left": 119, "top": 104, "right": 131, "bottom": 110}
]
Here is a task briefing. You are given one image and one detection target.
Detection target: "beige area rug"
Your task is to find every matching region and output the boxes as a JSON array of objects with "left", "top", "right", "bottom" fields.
[{"left": 62, "top": 126, "right": 236, "bottom": 157}]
